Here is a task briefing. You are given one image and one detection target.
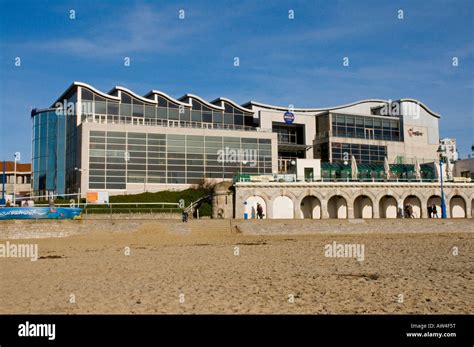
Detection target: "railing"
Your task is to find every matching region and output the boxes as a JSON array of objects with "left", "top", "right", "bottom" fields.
[
  {"left": 33, "top": 202, "right": 181, "bottom": 214},
  {"left": 234, "top": 173, "right": 472, "bottom": 184},
  {"left": 81, "top": 114, "right": 272, "bottom": 133}
]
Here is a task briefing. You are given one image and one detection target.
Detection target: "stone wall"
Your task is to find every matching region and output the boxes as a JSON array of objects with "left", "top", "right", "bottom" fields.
[{"left": 233, "top": 182, "right": 474, "bottom": 219}]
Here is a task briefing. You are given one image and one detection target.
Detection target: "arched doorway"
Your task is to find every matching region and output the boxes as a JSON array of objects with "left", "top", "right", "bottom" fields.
[
  {"left": 403, "top": 195, "right": 422, "bottom": 218},
  {"left": 245, "top": 196, "right": 266, "bottom": 219},
  {"left": 300, "top": 196, "right": 321, "bottom": 219},
  {"left": 273, "top": 196, "right": 294, "bottom": 219},
  {"left": 328, "top": 195, "right": 347, "bottom": 219},
  {"left": 450, "top": 196, "right": 466, "bottom": 218},
  {"left": 354, "top": 195, "right": 373, "bottom": 218},
  {"left": 427, "top": 195, "right": 442, "bottom": 218},
  {"left": 379, "top": 195, "right": 398, "bottom": 218}
]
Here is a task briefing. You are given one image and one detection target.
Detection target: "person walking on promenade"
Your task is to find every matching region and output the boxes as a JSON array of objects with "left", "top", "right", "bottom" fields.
[
  {"left": 432, "top": 205, "right": 439, "bottom": 218},
  {"left": 256, "top": 203, "right": 263, "bottom": 219},
  {"left": 182, "top": 210, "right": 189, "bottom": 223}
]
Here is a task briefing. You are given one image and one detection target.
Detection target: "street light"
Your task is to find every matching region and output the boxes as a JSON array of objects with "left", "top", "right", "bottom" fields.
[
  {"left": 13, "top": 152, "right": 20, "bottom": 206},
  {"left": 74, "top": 167, "right": 86, "bottom": 205},
  {"left": 436, "top": 145, "right": 447, "bottom": 219}
]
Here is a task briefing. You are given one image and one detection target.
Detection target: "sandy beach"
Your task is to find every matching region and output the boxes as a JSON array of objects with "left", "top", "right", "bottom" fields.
[{"left": 0, "top": 221, "right": 472, "bottom": 314}]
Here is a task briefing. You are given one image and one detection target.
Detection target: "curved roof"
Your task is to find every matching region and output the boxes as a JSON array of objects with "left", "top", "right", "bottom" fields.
[
  {"left": 243, "top": 98, "right": 440, "bottom": 118},
  {"left": 179, "top": 93, "right": 225, "bottom": 111},
  {"left": 144, "top": 90, "right": 191, "bottom": 107},
  {"left": 52, "top": 81, "right": 120, "bottom": 107},
  {"left": 109, "top": 86, "right": 157, "bottom": 104},
  {"left": 49, "top": 82, "right": 440, "bottom": 119},
  {"left": 211, "top": 97, "right": 254, "bottom": 114}
]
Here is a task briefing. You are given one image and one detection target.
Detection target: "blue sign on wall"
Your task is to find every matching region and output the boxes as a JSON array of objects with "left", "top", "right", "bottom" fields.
[
  {"left": 0, "top": 207, "right": 82, "bottom": 220},
  {"left": 283, "top": 111, "right": 295, "bottom": 124}
]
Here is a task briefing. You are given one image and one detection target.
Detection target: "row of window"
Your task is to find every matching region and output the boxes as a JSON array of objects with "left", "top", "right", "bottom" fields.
[
  {"left": 88, "top": 131, "right": 273, "bottom": 188},
  {"left": 81, "top": 89, "right": 255, "bottom": 127},
  {"left": 331, "top": 113, "right": 402, "bottom": 142},
  {"left": 331, "top": 142, "right": 387, "bottom": 164}
]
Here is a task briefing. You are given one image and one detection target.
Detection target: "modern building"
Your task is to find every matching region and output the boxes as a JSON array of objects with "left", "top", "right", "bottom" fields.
[
  {"left": 0, "top": 161, "right": 32, "bottom": 197},
  {"left": 244, "top": 98, "right": 440, "bottom": 170},
  {"left": 439, "top": 138, "right": 459, "bottom": 163},
  {"left": 454, "top": 158, "right": 474, "bottom": 179},
  {"left": 31, "top": 82, "right": 441, "bottom": 197}
]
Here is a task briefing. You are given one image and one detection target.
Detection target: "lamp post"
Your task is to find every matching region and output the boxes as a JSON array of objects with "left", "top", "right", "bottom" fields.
[
  {"left": 13, "top": 152, "right": 20, "bottom": 206},
  {"left": 437, "top": 146, "right": 447, "bottom": 219},
  {"left": 75, "top": 167, "right": 86, "bottom": 205}
]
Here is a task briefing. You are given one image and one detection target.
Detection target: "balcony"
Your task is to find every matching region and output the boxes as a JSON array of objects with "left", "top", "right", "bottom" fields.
[{"left": 81, "top": 114, "right": 270, "bottom": 133}]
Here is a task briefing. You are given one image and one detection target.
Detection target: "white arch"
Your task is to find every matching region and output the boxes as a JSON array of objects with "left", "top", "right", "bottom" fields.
[
  {"left": 273, "top": 196, "right": 294, "bottom": 219},
  {"left": 379, "top": 195, "right": 398, "bottom": 218},
  {"left": 403, "top": 195, "right": 422, "bottom": 218},
  {"left": 354, "top": 195, "right": 373, "bottom": 219},
  {"left": 427, "top": 195, "right": 442, "bottom": 218},
  {"left": 328, "top": 195, "right": 347, "bottom": 219},
  {"left": 450, "top": 196, "right": 466, "bottom": 218},
  {"left": 300, "top": 195, "right": 321, "bottom": 219},
  {"left": 245, "top": 196, "right": 267, "bottom": 219}
]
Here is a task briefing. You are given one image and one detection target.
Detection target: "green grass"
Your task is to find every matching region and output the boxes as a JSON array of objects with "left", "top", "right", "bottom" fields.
[{"left": 36, "top": 188, "right": 213, "bottom": 216}]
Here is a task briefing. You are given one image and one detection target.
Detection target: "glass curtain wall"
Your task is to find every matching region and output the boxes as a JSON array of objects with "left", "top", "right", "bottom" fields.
[
  {"left": 88, "top": 131, "right": 272, "bottom": 188},
  {"left": 332, "top": 113, "right": 401, "bottom": 141}
]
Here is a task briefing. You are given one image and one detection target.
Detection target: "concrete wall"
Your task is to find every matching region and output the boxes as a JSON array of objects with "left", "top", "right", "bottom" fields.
[
  {"left": 1, "top": 219, "right": 472, "bottom": 240},
  {"left": 295, "top": 158, "right": 321, "bottom": 181}
]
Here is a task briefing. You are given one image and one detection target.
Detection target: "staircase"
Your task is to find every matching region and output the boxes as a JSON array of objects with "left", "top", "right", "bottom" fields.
[{"left": 185, "top": 195, "right": 211, "bottom": 218}]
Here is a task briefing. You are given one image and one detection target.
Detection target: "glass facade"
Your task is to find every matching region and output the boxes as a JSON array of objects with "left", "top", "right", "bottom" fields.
[
  {"left": 332, "top": 113, "right": 401, "bottom": 141},
  {"left": 331, "top": 142, "right": 387, "bottom": 164},
  {"left": 32, "top": 109, "right": 77, "bottom": 196},
  {"left": 88, "top": 131, "right": 272, "bottom": 189},
  {"left": 272, "top": 123, "right": 305, "bottom": 144}
]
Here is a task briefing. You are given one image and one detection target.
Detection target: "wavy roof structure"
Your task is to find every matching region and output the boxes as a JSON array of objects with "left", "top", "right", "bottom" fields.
[{"left": 50, "top": 81, "right": 440, "bottom": 118}]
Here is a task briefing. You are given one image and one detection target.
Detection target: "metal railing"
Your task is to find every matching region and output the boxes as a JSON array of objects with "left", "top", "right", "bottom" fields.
[
  {"left": 82, "top": 114, "right": 272, "bottom": 133},
  {"left": 31, "top": 202, "right": 182, "bottom": 214},
  {"left": 234, "top": 173, "right": 472, "bottom": 184}
]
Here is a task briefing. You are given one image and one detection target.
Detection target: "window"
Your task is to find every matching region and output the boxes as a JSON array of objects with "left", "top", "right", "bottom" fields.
[
  {"left": 121, "top": 104, "right": 131, "bottom": 117},
  {"left": 158, "top": 96, "right": 168, "bottom": 108},
  {"left": 82, "top": 89, "right": 93, "bottom": 100},
  {"left": 202, "top": 112, "right": 212, "bottom": 123},
  {"left": 121, "top": 93, "right": 132, "bottom": 104},
  {"left": 331, "top": 113, "right": 401, "bottom": 142},
  {"left": 222, "top": 113, "right": 232, "bottom": 125},
  {"left": 145, "top": 105, "right": 156, "bottom": 118},
  {"left": 108, "top": 102, "right": 119, "bottom": 115},
  {"left": 213, "top": 112, "right": 223, "bottom": 124},
  {"left": 331, "top": 142, "right": 386, "bottom": 164}
]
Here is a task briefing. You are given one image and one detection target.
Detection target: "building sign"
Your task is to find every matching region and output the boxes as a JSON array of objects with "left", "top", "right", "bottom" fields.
[
  {"left": 86, "top": 191, "right": 109, "bottom": 204},
  {"left": 408, "top": 128, "right": 423, "bottom": 137},
  {"left": 283, "top": 111, "right": 295, "bottom": 124}
]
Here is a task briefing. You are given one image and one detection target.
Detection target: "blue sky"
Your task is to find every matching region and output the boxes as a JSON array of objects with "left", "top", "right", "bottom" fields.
[{"left": 0, "top": 0, "right": 473, "bottom": 161}]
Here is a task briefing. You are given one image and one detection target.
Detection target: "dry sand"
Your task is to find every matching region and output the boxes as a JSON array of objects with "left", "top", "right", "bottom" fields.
[{"left": 0, "top": 221, "right": 472, "bottom": 314}]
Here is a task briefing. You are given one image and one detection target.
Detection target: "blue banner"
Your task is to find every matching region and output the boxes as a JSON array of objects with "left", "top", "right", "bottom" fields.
[{"left": 0, "top": 207, "right": 82, "bottom": 220}]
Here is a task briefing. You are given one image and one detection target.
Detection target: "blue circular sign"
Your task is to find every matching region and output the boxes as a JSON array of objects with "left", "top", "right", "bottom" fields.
[{"left": 283, "top": 111, "right": 295, "bottom": 124}]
